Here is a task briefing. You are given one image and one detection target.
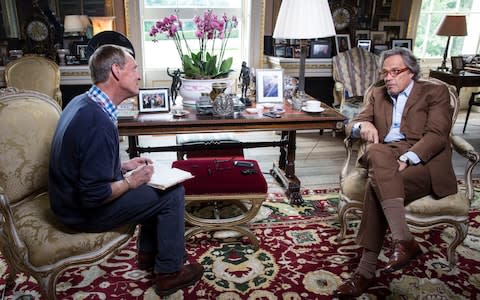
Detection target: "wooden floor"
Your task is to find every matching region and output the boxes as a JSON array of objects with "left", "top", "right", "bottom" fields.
[{"left": 120, "top": 110, "right": 480, "bottom": 189}]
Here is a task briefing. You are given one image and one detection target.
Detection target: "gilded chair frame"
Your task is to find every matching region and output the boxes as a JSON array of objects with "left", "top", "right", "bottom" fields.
[{"left": 337, "top": 78, "right": 480, "bottom": 269}]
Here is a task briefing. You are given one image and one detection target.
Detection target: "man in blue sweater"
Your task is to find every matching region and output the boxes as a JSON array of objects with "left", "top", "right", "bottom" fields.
[{"left": 48, "top": 44, "right": 203, "bottom": 297}]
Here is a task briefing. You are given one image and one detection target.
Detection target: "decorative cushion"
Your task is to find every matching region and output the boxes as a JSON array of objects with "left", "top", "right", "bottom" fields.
[
  {"left": 342, "top": 168, "right": 469, "bottom": 217},
  {"left": 172, "top": 159, "right": 267, "bottom": 195},
  {"left": 12, "top": 192, "right": 133, "bottom": 267}
]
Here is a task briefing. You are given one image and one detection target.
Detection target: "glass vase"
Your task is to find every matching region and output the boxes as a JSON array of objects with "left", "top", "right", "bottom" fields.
[{"left": 211, "top": 82, "right": 234, "bottom": 117}]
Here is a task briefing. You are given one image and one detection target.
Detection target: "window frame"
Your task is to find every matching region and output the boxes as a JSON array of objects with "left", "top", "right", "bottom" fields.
[{"left": 131, "top": 0, "right": 252, "bottom": 87}]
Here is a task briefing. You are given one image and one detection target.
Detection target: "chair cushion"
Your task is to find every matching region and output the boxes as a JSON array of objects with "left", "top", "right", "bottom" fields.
[
  {"left": 172, "top": 159, "right": 267, "bottom": 195},
  {"left": 406, "top": 192, "right": 469, "bottom": 216},
  {"left": 342, "top": 169, "right": 469, "bottom": 217},
  {"left": 12, "top": 192, "right": 133, "bottom": 267}
]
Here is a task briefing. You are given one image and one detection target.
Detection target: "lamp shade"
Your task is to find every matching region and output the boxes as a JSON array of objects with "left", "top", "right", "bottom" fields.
[
  {"left": 436, "top": 15, "right": 467, "bottom": 36},
  {"left": 90, "top": 16, "right": 116, "bottom": 36},
  {"left": 273, "top": 0, "right": 336, "bottom": 39},
  {"left": 64, "top": 15, "right": 84, "bottom": 33}
]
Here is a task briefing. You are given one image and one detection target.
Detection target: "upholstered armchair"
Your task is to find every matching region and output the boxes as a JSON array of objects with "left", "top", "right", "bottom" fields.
[
  {"left": 332, "top": 47, "right": 379, "bottom": 121},
  {"left": 0, "top": 88, "right": 135, "bottom": 299},
  {"left": 337, "top": 78, "right": 480, "bottom": 268},
  {"left": 5, "top": 56, "right": 63, "bottom": 107}
]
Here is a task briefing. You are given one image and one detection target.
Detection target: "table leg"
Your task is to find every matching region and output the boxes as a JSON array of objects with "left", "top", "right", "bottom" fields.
[
  {"left": 126, "top": 136, "right": 139, "bottom": 159},
  {"left": 278, "top": 131, "right": 288, "bottom": 169},
  {"left": 270, "top": 130, "right": 303, "bottom": 205}
]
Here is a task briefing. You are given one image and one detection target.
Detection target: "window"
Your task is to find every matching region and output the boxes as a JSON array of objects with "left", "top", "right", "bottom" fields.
[
  {"left": 414, "top": 0, "right": 480, "bottom": 58},
  {"left": 141, "top": 0, "right": 246, "bottom": 72}
]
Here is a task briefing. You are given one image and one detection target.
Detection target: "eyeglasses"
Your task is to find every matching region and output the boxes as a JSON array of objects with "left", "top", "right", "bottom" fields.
[{"left": 380, "top": 67, "right": 409, "bottom": 78}]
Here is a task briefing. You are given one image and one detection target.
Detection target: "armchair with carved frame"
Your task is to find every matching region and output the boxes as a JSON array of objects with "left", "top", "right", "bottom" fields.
[
  {"left": 337, "top": 78, "right": 480, "bottom": 268},
  {"left": 0, "top": 88, "right": 135, "bottom": 299}
]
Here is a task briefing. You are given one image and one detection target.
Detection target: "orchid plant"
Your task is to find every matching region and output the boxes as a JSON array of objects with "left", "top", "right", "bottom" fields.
[{"left": 149, "top": 10, "right": 238, "bottom": 79}]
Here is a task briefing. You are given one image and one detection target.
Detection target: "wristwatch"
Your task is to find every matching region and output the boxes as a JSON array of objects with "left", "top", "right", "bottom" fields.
[{"left": 399, "top": 155, "right": 409, "bottom": 165}]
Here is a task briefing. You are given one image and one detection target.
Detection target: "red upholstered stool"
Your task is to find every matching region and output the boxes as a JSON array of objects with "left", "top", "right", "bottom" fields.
[{"left": 172, "top": 158, "right": 267, "bottom": 250}]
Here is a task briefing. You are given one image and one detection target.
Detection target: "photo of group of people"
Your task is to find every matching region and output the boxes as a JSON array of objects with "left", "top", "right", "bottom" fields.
[{"left": 138, "top": 88, "right": 170, "bottom": 112}]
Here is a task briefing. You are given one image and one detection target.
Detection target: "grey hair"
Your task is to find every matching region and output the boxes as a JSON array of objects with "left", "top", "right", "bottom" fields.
[
  {"left": 379, "top": 47, "right": 420, "bottom": 80},
  {"left": 88, "top": 44, "right": 134, "bottom": 84}
]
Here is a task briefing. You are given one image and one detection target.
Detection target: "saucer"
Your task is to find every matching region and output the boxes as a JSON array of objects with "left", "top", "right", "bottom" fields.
[
  {"left": 172, "top": 110, "right": 189, "bottom": 117},
  {"left": 272, "top": 108, "right": 285, "bottom": 114},
  {"left": 302, "top": 106, "right": 325, "bottom": 113}
]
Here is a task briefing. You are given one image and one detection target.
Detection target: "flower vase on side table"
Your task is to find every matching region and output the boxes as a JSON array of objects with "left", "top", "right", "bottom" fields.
[
  {"left": 210, "top": 82, "right": 234, "bottom": 117},
  {"left": 179, "top": 77, "right": 234, "bottom": 107}
]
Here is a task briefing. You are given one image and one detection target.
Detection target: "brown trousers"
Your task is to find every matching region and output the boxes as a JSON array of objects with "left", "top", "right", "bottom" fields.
[{"left": 356, "top": 141, "right": 432, "bottom": 252}]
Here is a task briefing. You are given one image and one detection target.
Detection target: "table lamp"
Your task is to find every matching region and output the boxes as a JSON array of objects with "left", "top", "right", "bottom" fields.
[
  {"left": 90, "top": 16, "right": 116, "bottom": 36},
  {"left": 272, "top": 0, "right": 336, "bottom": 107},
  {"left": 436, "top": 15, "right": 467, "bottom": 71},
  {"left": 64, "top": 15, "right": 84, "bottom": 37}
]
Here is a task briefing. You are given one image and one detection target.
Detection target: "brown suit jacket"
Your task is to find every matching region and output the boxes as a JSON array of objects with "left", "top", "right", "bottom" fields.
[{"left": 347, "top": 79, "right": 457, "bottom": 198}]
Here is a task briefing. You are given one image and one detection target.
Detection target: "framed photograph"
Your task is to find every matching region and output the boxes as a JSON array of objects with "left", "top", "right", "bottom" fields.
[
  {"left": 309, "top": 39, "right": 332, "bottom": 58},
  {"left": 285, "top": 46, "right": 293, "bottom": 58},
  {"left": 274, "top": 45, "right": 286, "bottom": 57},
  {"left": 373, "top": 44, "right": 389, "bottom": 56},
  {"left": 354, "top": 30, "right": 370, "bottom": 43},
  {"left": 370, "top": 31, "right": 387, "bottom": 45},
  {"left": 451, "top": 56, "right": 464, "bottom": 73},
  {"left": 357, "top": 39, "right": 372, "bottom": 52},
  {"left": 138, "top": 88, "right": 170, "bottom": 113},
  {"left": 378, "top": 21, "right": 405, "bottom": 42},
  {"left": 335, "top": 34, "right": 351, "bottom": 54},
  {"left": 256, "top": 69, "right": 284, "bottom": 103},
  {"left": 75, "top": 44, "right": 88, "bottom": 62},
  {"left": 391, "top": 39, "right": 412, "bottom": 50}
]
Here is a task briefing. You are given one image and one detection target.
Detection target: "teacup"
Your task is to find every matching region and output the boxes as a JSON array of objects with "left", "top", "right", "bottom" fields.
[
  {"left": 256, "top": 104, "right": 264, "bottom": 114},
  {"left": 305, "top": 100, "right": 321, "bottom": 110}
]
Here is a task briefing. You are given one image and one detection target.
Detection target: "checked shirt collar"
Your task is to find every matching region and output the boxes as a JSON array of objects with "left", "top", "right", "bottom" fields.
[{"left": 87, "top": 85, "right": 118, "bottom": 124}]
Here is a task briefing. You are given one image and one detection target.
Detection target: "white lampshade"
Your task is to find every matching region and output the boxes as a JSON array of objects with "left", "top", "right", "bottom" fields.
[
  {"left": 273, "top": 0, "right": 336, "bottom": 39},
  {"left": 79, "top": 15, "right": 91, "bottom": 31},
  {"left": 64, "top": 15, "right": 84, "bottom": 33},
  {"left": 90, "top": 16, "right": 116, "bottom": 36}
]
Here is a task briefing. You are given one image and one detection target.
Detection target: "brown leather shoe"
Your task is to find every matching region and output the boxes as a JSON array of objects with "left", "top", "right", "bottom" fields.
[
  {"left": 137, "top": 252, "right": 155, "bottom": 271},
  {"left": 334, "top": 272, "right": 374, "bottom": 297},
  {"left": 154, "top": 262, "right": 204, "bottom": 296},
  {"left": 385, "top": 238, "right": 422, "bottom": 272}
]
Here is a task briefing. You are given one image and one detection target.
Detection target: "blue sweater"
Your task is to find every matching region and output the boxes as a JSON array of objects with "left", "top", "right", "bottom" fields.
[{"left": 49, "top": 93, "right": 122, "bottom": 225}]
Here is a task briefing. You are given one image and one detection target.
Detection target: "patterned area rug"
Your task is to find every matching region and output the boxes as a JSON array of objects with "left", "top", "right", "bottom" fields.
[{"left": 1, "top": 180, "right": 480, "bottom": 299}]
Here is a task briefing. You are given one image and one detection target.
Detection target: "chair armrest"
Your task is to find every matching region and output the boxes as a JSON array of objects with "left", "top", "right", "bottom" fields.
[
  {"left": 451, "top": 135, "right": 480, "bottom": 200},
  {"left": 335, "top": 82, "right": 345, "bottom": 91},
  {"left": 339, "top": 136, "right": 363, "bottom": 188},
  {"left": 0, "top": 188, "right": 26, "bottom": 254},
  {"left": 333, "top": 81, "right": 345, "bottom": 108}
]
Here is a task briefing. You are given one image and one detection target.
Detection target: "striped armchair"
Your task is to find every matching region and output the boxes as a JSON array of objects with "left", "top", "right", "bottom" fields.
[{"left": 332, "top": 47, "right": 379, "bottom": 121}]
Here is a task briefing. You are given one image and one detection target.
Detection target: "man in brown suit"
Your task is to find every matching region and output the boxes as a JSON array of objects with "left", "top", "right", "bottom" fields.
[{"left": 335, "top": 47, "right": 457, "bottom": 297}]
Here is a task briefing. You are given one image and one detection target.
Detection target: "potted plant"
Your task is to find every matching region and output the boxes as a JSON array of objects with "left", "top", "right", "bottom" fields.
[{"left": 150, "top": 10, "right": 238, "bottom": 105}]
